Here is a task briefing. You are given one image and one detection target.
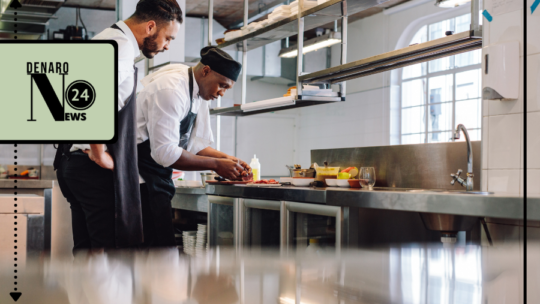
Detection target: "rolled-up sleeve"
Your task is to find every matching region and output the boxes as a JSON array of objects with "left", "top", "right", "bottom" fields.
[
  {"left": 147, "top": 88, "right": 188, "bottom": 167},
  {"left": 186, "top": 99, "right": 214, "bottom": 155}
]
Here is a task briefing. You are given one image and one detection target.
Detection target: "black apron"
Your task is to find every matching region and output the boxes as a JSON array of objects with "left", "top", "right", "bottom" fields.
[
  {"left": 53, "top": 23, "right": 143, "bottom": 248},
  {"left": 137, "top": 67, "right": 197, "bottom": 246}
]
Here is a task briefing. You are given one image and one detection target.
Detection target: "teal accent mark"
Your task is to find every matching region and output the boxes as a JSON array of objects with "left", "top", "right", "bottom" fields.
[
  {"left": 482, "top": 10, "right": 493, "bottom": 22},
  {"left": 532, "top": 0, "right": 540, "bottom": 14}
]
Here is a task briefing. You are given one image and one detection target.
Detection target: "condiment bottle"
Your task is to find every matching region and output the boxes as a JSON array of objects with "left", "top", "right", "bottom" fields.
[{"left": 250, "top": 155, "right": 261, "bottom": 181}]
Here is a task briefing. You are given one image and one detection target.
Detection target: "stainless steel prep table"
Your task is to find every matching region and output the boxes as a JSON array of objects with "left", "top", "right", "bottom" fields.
[
  {"left": 206, "top": 184, "right": 326, "bottom": 204},
  {"left": 0, "top": 179, "right": 53, "bottom": 191},
  {"left": 0, "top": 179, "right": 53, "bottom": 253},
  {"left": 206, "top": 184, "right": 349, "bottom": 253},
  {"left": 326, "top": 188, "right": 534, "bottom": 221},
  {"left": 171, "top": 187, "right": 208, "bottom": 213},
  {"left": 172, "top": 185, "right": 537, "bottom": 252},
  {"left": 204, "top": 184, "right": 535, "bottom": 220}
]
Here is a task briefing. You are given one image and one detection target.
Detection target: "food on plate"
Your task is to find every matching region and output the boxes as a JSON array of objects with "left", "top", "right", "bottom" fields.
[
  {"left": 340, "top": 167, "right": 359, "bottom": 178},
  {"left": 241, "top": 170, "right": 254, "bottom": 181},
  {"left": 253, "top": 179, "right": 279, "bottom": 184},
  {"left": 337, "top": 172, "right": 350, "bottom": 179}
]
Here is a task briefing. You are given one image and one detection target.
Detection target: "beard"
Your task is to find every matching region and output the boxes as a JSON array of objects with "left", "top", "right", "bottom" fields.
[{"left": 141, "top": 32, "right": 161, "bottom": 58}]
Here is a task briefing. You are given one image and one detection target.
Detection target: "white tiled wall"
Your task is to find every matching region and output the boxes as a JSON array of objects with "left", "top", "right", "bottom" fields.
[
  {"left": 481, "top": 0, "right": 526, "bottom": 196},
  {"left": 294, "top": 87, "right": 390, "bottom": 168},
  {"left": 527, "top": 0, "right": 540, "bottom": 56}
]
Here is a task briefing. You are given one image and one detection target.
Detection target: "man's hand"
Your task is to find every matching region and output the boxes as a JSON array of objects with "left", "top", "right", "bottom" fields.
[
  {"left": 215, "top": 159, "right": 244, "bottom": 180},
  {"left": 84, "top": 149, "right": 114, "bottom": 171},
  {"left": 226, "top": 156, "right": 251, "bottom": 172}
]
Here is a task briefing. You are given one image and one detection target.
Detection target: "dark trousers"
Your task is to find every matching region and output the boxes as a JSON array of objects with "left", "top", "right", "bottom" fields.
[
  {"left": 56, "top": 153, "right": 116, "bottom": 251},
  {"left": 140, "top": 184, "right": 176, "bottom": 247}
]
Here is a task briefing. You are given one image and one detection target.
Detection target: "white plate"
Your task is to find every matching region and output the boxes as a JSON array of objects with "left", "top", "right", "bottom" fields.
[{"left": 245, "top": 183, "right": 282, "bottom": 187}]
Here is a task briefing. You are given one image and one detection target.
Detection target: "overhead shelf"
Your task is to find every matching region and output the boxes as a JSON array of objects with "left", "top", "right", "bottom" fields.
[
  {"left": 210, "top": 96, "right": 344, "bottom": 117},
  {"left": 299, "top": 30, "right": 482, "bottom": 84},
  {"left": 217, "top": 0, "right": 391, "bottom": 52}
]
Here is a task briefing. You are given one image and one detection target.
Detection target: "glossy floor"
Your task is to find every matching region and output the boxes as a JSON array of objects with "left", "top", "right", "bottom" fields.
[{"left": 0, "top": 243, "right": 534, "bottom": 304}]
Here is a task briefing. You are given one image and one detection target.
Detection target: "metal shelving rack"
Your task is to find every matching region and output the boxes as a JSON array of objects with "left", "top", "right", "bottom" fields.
[
  {"left": 300, "top": 0, "right": 482, "bottom": 84},
  {"left": 208, "top": 0, "right": 352, "bottom": 116},
  {"left": 207, "top": 0, "right": 482, "bottom": 117}
]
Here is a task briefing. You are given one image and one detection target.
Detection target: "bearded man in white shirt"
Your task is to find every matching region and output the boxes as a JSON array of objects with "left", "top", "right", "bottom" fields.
[
  {"left": 54, "top": 0, "right": 183, "bottom": 251},
  {"left": 136, "top": 46, "right": 251, "bottom": 247}
]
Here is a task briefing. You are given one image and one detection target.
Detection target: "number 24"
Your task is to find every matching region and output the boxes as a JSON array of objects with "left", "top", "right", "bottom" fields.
[{"left": 72, "top": 88, "right": 89, "bottom": 102}]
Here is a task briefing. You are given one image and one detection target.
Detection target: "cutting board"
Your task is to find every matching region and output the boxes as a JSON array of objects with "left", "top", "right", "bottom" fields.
[{"left": 206, "top": 180, "right": 251, "bottom": 185}]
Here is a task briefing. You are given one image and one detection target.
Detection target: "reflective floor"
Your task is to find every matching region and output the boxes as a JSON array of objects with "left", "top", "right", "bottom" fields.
[{"left": 0, "top": 243, "right": 534, "bottom": 304}]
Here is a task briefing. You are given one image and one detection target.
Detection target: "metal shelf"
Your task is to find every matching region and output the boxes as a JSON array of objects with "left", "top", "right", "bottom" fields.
[
  {"left": 299, "top": 29, "right": 483, "bottom": 84},
  {"left": 210, "top": 96, "right": 344, "bottom": 116},
  {"left": 218, "top": 0, "right": 389, "bottom": 52}
]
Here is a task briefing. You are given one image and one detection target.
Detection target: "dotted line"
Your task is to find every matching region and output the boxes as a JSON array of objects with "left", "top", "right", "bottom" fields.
[
  {"left": 14, "top": 143, "right": 17, "bottom": 291},
  {"left": 13, "top": 0, "right": 18, "bottom": 291}
]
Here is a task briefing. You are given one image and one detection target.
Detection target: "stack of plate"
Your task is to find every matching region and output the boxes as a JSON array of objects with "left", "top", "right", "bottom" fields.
[
  {"left": 182, "top": 231, "right": 196, "bottom": 256},
  {"left": 195, "top": 224, "right": 207, "bottom": 256}
]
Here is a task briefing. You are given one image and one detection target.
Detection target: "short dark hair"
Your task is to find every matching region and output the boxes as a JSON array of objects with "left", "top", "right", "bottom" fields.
[{"left": 129, "top": 0, "right": 183, "bottom": 25}]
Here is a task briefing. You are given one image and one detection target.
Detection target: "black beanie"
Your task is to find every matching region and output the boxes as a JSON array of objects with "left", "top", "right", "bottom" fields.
[{"left": 200, "top": 46, "right": 242, "bottom": 82}]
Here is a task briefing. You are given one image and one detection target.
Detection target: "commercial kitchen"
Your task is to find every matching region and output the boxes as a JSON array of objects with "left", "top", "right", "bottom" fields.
[{"left": 0, "top": 0, "right": 536, "bottom": 303}]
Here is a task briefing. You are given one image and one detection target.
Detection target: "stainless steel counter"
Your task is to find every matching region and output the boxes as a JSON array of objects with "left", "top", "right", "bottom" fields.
[
  {"left": 171, "top": 187, "right": 208, "bottom": 212},
  {"left": 202, "top": 184, "right": 538, "bottom": 221},
  {"left": 326, "top": 188, "right": 531, "bottom": 220},
  {"left": 206, "top": 184, "right": 326, "bottom": 204},
  {"left": 0, "top": 179, "right": 54, "bottom": 189}
]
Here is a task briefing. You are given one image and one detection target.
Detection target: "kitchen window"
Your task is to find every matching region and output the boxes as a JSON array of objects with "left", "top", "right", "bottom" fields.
[{"left": 400, "top": 13, "right": 482, "bottom": 145}]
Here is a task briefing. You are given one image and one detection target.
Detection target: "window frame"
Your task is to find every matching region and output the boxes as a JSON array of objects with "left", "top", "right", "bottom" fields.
[{"left": 399, "top": 14, "right": 482, "bottom": 145}]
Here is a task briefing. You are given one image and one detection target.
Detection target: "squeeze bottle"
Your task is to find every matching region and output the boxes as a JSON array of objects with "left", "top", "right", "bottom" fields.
[{"left": 250, "top": 155, "right": 261, "bottom": 181}]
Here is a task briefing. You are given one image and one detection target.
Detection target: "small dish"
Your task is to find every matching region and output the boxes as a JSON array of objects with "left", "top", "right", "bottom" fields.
[
  {"left": 348, "top": 179, "right": 361, "bottom": 188},
  {"left": 291, "top": 178, "right": 315, "bottom": 187},
  {"left": 280, "top": 177, "right": 294, "bottom": 184},
  {"left": 336, "top": 179, "right": 350, "bottom": 188},
  {"left": 325, "top": 178, "right": 338, "bottom": 187}
]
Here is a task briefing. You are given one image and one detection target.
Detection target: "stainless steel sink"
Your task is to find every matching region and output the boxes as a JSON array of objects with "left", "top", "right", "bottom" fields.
[
  {"left": 369, "top": 187, "right": 490, "bottom": 234},
  {"left": 371, "top": 187, "right": 493, "bottom": 195},
  {"left": 426, "top": 190, "right": 493, "bottom": 195}
]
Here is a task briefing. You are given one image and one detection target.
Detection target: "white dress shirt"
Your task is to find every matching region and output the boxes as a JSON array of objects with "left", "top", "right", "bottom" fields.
[
  {"left": 136, "top": 64, "right": 214, "bottom": 183},
  {"left": 71, "top": 21, "right": 140, "bottom": 152}
]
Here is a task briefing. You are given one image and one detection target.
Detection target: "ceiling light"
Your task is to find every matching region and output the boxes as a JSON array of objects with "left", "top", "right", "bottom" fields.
[
  {"left": 279, "top": 32, "right": 341, "bottom": 58},
  {"left": 435, "top": 0, "right": 471, "bottom": 8}
]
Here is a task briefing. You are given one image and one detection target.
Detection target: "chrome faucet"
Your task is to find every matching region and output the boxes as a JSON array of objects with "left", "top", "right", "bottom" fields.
[{"left": 450, "top": 124, "right": 474, "bottom": 191}]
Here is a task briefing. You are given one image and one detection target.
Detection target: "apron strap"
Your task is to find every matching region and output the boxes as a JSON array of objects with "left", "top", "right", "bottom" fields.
[
  {"left": 187, "top": 67, "right": 194, "bottom": 113},
  {"left": 110, "top": 23, "right": 125, "bottom": 34}
]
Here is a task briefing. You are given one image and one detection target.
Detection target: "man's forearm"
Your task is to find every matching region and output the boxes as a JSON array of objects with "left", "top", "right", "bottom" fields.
[
  {"left": 89, "top": 144, "right": 106, "bottom": 157},
  {"left": 169, "top": 150, "right": 219, "bottom": 171},
  {"left": 197, "top": 147, "right": 231, "bottom": 159}
]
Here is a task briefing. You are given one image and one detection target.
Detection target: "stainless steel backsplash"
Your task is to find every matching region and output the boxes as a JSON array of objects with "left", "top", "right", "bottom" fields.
[{"left": 311, "top": 141, "right": 481, "bottom": 191}]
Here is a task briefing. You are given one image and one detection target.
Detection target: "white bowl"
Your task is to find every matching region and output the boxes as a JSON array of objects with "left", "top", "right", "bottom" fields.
[
  {"left": 336, "top": 179, "right": 350, "bottom": 187},
  {"left": 291, "top": 178, "right": 314, "bottom": 187},
  {"left": 280, "top": 177, "right": 294, "bottom": 184},
  {"left": 325, "top": 179, "right": 338, "bottom": 187}
]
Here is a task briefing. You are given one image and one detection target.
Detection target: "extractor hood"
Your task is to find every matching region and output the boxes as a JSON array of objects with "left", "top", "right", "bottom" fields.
[{"left": 0, "top": 0, "right": 64, "bottom": 39}]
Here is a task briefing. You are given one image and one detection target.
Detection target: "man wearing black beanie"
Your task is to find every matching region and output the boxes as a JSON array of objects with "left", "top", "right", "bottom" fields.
[{"left": 135, "top": 46, "right": 250, "bottom": 247}]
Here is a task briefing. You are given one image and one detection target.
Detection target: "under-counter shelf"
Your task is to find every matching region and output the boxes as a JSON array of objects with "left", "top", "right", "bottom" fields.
[
  {"left": 218, "top": 0, "right": 390, "bottom": 51},
  {"left": 210, "top": 95, "right": 344, "bottom": 116},
  {"left": 299, "top": 30, "right": 482, "bottom": 84}
]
